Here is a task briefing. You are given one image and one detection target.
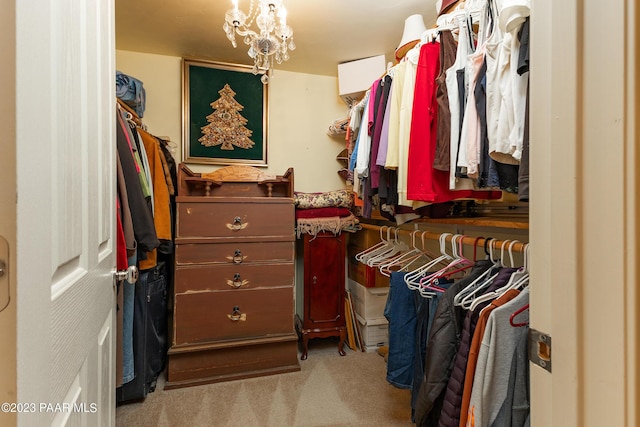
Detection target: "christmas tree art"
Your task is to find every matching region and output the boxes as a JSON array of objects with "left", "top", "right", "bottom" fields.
[{"left": 199, "top": 84, "right": 255, "bottom": 150}]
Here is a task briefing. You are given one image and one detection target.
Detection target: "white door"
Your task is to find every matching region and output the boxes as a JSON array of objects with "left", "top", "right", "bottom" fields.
[
  {"left": 15, "top": 0, "right": 117, "bottom": 425},
  {"left": 529, "top": 0, "right": 639, "bottom": 425}
]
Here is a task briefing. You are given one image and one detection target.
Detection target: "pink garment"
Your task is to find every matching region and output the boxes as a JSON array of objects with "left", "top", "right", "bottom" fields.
[{"left": 368, "top": 79, "right": 381, "bottom": 135}]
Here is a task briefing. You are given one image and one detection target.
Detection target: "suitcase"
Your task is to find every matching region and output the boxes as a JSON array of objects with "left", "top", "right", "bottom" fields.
[{"left": 116, "top": 261, "right": 168, "bottom": 404}]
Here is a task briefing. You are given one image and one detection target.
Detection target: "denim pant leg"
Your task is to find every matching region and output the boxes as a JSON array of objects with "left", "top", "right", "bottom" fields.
[
  {"left": 122, "top": 253, "right": 136, "bottom": 384},
  {"left": 386, "top": 272, "right": 416, "bottom": 389},
  {"left": 411, "top": 292, "right": 431, "bottom": 420}
]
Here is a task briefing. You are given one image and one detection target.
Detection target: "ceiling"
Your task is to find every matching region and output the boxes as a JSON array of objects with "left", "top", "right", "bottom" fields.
[{"left": 115, "top": 0, "right": 439, "bottom": 77}]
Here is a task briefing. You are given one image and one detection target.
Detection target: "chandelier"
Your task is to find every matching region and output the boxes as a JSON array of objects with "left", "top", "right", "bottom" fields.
[{"left": 223, "top": 0, "right": 296, "bottom": 83}]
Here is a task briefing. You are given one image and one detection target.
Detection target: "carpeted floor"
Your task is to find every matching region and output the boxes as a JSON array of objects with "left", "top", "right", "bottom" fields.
[{"left": 116, "top": 338, "right": 412, "bottom": 427}]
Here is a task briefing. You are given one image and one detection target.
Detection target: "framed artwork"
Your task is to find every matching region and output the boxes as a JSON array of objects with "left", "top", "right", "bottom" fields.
[{"left": 182, "top": 58, "right": 268, "bottom": 166}]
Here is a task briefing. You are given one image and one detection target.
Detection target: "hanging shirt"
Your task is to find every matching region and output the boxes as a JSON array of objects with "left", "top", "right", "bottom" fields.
[
  {"left": 370, "top": 76, "right": 392, "bottom": 189},
  {"left": 462, "top": 43, "right": 487, "bottom": 179},
  {"left": 376, "top": 80, "right": 394, "bottom": 167},
  {"left": 398, "top": 55, "right": 420, "bottom": 207},
  {"left": 447, "top": 21, "right": 471, "bottom": 190},
  {"left": 433, "top": 30, "right": 458, "bottom": 172},
  {"left": 385, "top": 62, "right": 407, "bottom": 171},
  {"left": 349, "top": 92, "right": 370, "bottom": 172},
  {"left": 492, "top": 30, "right": 519, "bottom": 164},
  {"left": 467, "top": 288, "right": 530, "bottom": 427},
  {"left": 354, "top": 96, "right": 373, "bottom": 176},
  {"left": 407, "top": 41, "right": 442, "bottom": 202},
  {"left": 484, "top": 4, "right": 505, "bottom": 162},
  {"left": 499, "top": 0, "right": 531, "bottom": 34}
]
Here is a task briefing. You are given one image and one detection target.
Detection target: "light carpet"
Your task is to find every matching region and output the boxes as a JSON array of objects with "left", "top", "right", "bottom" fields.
[{"left": 116, "top": 338, "right": 412, "bottom": 427}]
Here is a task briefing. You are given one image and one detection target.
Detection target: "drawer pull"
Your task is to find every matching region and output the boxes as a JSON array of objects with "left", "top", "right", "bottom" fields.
[
  {"left": 228, "top": 305, "right": 247, "bottom": 322},
  {"left": 227, "top": 216, "right": 248, "bottom": 231},
  {"left": 227, "top": 273, "right": 249, "bottom": 289},
  {"left": 228, "top": 249, "right": 245, "bottom": 264}
]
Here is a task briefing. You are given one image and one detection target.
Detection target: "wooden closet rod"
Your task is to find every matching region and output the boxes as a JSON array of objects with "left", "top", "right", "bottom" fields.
[
  {"left": 359, "top": 223, "right": 528, "bottom": 253},
  {"left": 116, "top": 98, "right": 143, "bottom": 127}
]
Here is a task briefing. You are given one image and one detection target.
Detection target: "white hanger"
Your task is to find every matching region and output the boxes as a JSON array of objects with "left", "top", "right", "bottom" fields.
[
  {"left": 453, "top": 238, "right": 501, "bottom": 307},
  {"left": 504, "top": 243, "right": 530, "bottom": 291},
  {"left": 418, "top": 234, "right": 470, "bottom": 291},
  {"left": 468, "top": 240, "right": 524, "bottom": 311},
  {"left": 367, "top": 231, "right": 409, "bottom": 267},
  {"left": 417, "top": 235, "right": 467, "bottom": 297},
  {"left": 355, "top": 226, "right": 391, "bottom": 263},
  {"left": 378, "top": 230, "right": 426, "bottom": 277},
  {"left": 436, "top": 7, "right": 468, "bottom": 31},
  {"left": 404, "top": 233, "right": 454, "bottom": 290}
]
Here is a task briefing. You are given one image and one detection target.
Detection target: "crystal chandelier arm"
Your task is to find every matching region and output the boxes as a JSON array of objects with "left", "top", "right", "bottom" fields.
[{"left": 224, "top": 0, "right": 294, "bottom": 82}]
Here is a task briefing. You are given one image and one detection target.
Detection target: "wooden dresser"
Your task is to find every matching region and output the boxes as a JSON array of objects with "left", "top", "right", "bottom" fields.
[{"left": 166, "top": 164, "right": 300, "bottom": 389}]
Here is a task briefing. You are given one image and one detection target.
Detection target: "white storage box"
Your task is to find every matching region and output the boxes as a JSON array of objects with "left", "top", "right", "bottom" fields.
[
  {"left": 355, "top": 313, "right": 389, "bottom": 351},
  {"left": 347, "top": 279, "right": 389, "bottom": 320},
  {"left": 338, "top": 55, "right": 386, "bottom": 104}
]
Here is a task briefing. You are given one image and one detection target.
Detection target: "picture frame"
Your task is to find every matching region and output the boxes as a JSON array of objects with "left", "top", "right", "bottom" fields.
[{"left": 182, "top": 58, "right": 268, "bottom": 166}]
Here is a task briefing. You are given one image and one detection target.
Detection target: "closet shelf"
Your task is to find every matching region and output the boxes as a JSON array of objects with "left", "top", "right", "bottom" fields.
[
  {"left": 364, "top": 212, "right": 529, "bottom": 230},
  {"left": 414, "top": 217, "right": 529, "bottom": 230}
]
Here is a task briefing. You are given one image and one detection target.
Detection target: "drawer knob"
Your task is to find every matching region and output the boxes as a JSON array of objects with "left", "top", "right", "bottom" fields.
[
  {"left": 227, "top": 273, "right": 249, "bottom": 289},
  {"left": 227, "top": 216, "right": 249, "bottom": 231},
  {"left": 228, "top": 305, "right": 247, "bottom": 322}
]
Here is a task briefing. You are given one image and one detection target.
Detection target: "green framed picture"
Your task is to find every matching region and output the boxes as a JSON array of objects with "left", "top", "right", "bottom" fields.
[{"left": 182, "top": 58, "right": 268, "bottom": 166}]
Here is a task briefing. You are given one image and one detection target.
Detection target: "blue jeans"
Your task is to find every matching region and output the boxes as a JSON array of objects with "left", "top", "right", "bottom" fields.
[
  {"left": 122, "top": 253, "right": 136, "bottom": 384},
  {"left": 385, "top": 272, "right": 416, "bottom": 389}
]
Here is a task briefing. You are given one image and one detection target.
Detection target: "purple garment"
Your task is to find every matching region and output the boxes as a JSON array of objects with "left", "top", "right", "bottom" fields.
[
  {"left": 370, "top": 76, "right": 392, "bottom": 189},
  {"left": 376, "top": 81, "right": 395, "bottom": 167}
]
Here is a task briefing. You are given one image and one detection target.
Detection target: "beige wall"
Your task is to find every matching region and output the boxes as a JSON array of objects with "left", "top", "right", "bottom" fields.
[
  {"left": 0, "top": 1, "right": 17, "bottom": 426},
  {"left": 116, "top": 50, "right": 348, "bottom": 193}
]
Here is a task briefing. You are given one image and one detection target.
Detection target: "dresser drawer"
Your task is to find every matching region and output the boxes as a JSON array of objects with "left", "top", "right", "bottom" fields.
[
  {"left": 173, "top": 288, "right": 294, "bottom": 345},
  {"left": 175, "top": 241, "right": 294, "bottom": 265},
  {"left": 176, "top": 201, "right": 294, "bottom": 239},
  {"left": 174, "top": 262, "right": 294, "bottom": 293}
]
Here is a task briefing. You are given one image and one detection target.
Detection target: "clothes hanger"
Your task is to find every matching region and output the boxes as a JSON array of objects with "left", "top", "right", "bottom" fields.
[
  {"left": 436, "top": 6, "right": 468, "bottom": 32},
  {"left": 378, "top": 230, "right": 425, "bottom": 277},
  {"left": 399, "top": 231, "right": 440, "bottom": 274},
  {"left": 435, "top": 234, "right": 477, "bottom": 278},
  {"left": 412, "top": 233, "right": 454, "bottom": 297},
  {"left": 416, "top": 234, "right": 463, "bottom": 295},
  {"left": 404, "top": 233, "right": 454, "bottom": 291},
  {"left": 453, "top": 238, "right": 501, "bottom": 307},
  {"left": 366, "top": 228, "right": 409, "bottom": 267},
  {"left": 510, "top": 303, "right": 529, "bottom": 327},
  {"left": 468, "top": 239, "right": 525, "bottom": 311},
  {"left": 355, "top": 226, "right": 390, "bottom": 262},
  {"left": 504, "top": 243, "right": 530, "bottom": 291},
  {"left": 361, "top": 233, "right": 397, "bottom": 265},
  {"left": 419, "top": 234, "right": 472, "bottom": 292}
]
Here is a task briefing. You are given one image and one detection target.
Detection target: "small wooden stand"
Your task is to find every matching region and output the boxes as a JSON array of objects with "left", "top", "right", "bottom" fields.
[{"left": 296, "top": 232, "right": 347, "bottom": 360}]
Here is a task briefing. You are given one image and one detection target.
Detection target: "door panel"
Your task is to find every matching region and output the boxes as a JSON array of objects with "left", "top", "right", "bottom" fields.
[
  {"left": 15, "top": 0, "right": 116, "bottom": 425},
  {"left": 530, "top": 0, "right": 639, "bottom": 425}
]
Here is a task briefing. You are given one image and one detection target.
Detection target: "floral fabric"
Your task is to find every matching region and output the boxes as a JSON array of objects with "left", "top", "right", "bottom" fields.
[{"left": 294, "top": 190, "right": 353, "bottom": 209}]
